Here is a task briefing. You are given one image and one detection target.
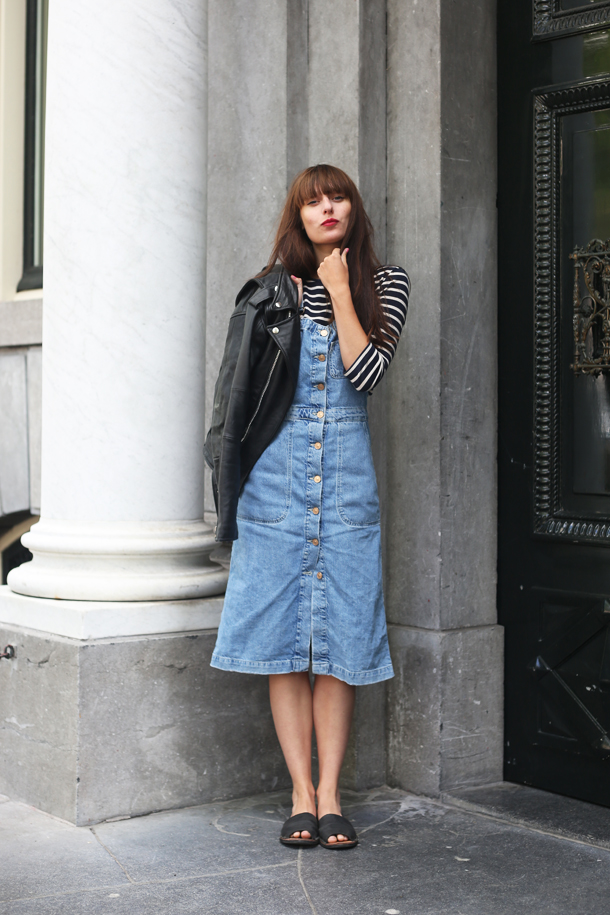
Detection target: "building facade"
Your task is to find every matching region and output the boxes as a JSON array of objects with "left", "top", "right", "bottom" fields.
[{"left": 0, "top": 0, "right": 503, "bottom": 825}]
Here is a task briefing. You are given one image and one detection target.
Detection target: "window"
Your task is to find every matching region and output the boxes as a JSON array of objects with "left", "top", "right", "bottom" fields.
[{"left": 17, "top": 0, "right": 47, "bottom": 292}]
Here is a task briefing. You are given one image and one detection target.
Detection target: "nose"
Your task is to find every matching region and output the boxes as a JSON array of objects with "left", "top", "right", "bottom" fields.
[{"left": 321, "top": 195, "right": 333, "bottom": 212}]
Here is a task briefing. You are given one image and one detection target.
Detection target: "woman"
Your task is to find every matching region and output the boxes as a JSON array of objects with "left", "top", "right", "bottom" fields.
[{"left": 210, "top": 164, "right": 409, "bottom": 849}]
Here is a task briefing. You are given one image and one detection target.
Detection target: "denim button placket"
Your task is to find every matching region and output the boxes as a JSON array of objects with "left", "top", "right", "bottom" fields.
[{"left": 305, "top": 323, "right": 327, "bottom": 579}]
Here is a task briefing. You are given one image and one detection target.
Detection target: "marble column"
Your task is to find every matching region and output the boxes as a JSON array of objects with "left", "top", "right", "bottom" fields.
[{"left": 5, "top": 0, "right": 227, "bottom": 618}]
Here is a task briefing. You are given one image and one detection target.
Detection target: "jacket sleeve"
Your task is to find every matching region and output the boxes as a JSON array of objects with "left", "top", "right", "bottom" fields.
[
  {"left": 203, "top": 288, "right": 257, "bottom": 540},
  {"left": 214, "top": 302, "right": 259, "bottom": 541}
]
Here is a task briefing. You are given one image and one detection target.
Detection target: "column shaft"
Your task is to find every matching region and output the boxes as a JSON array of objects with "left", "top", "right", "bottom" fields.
[{"left": 8, "top": 0, "right": 226, "bottom": 603}]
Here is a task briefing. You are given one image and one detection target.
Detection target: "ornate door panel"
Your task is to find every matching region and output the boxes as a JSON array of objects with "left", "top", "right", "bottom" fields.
[{"left": 499, "top": 1, "right": 610, "bottom": 804}]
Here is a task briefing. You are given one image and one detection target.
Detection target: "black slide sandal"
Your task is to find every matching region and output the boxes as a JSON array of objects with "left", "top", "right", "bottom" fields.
[
  {"left": 279, "top": 812, "right": 319, "bottom": 847},
  {"left": 318, "top": 813, "right": 358, "bottom": 849}
]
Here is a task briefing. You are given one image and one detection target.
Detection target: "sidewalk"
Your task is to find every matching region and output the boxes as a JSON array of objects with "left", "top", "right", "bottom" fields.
[{"left": 2, "top": 783, "right": 610, "bottom": 914}]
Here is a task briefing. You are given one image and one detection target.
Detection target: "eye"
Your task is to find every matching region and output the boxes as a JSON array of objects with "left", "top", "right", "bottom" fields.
[
  {"left": 306, "top": 199, "right": 319, "bottom": 206},
  {"left": 333, "top": 195, "right": 345, "bottom": 202}
]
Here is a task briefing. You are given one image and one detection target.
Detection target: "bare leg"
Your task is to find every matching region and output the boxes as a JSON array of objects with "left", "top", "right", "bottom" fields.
[
  {"left": 313, "top": 674, "right": 356, "bottom": 844},
  {"left": 269, "top": 672, "right": 316, "bottom": 838}
]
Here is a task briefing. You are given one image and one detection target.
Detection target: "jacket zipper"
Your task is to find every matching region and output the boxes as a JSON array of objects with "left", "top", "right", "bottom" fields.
[{"left": 241, "top": 349, "right": 281, "bottom": 443}]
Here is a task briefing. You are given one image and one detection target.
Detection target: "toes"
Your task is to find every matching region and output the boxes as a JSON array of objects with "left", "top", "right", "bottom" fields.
[
  {"left": 327, "top": 835, "right": 337, "bottom": 844},
  {"left": 301, "top": 830, "right": 311, "bottom": 839}
]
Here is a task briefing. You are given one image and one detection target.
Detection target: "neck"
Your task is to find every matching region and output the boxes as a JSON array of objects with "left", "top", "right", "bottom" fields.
[{"left": 312, "top": 243, "right": 336, "bottom": 266}]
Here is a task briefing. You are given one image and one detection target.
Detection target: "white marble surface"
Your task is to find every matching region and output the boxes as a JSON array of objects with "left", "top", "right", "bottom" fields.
[
  {"left": 0, "top": 351, "right": 29, "bottom": 515},
  {"left": 41, "top": 0, "right": 207, "bottom": 522},
  {"left": 0, "top": 585, "right": 223, "bottom": 639}
]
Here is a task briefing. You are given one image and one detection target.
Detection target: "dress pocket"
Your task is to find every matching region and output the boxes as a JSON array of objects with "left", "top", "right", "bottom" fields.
[
  {"left": 336, "top": 421, "right": 380, "bottom": 526},
  {"left": 237, "top": 422, "right": 293, "bottom": 524}
]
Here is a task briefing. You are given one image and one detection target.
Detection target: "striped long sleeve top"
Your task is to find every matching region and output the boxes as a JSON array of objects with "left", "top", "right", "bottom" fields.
[{"left": 300, "top": 265, "right": 410, "bottom": 393}]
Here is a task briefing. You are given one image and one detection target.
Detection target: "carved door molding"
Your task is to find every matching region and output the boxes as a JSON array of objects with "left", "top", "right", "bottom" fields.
[
  {"left": 533, "top": 77, "right": 610, "bottom": 544},
  {"left": 533, "top": 1, "right": 610, "bottom": 40}
]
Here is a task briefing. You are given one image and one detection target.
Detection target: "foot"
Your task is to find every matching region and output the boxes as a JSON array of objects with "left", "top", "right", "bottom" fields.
[
  {"left": 316, "top": 789, "right": 351, "bottom": 844},
  {"left": 289, "top": 787, "right": 317, "bottom": 839}
]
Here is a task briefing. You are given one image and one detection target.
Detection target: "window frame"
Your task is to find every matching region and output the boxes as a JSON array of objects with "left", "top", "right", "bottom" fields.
[{"left": 16, "top": 0, "right": 47, "bottom": 293}]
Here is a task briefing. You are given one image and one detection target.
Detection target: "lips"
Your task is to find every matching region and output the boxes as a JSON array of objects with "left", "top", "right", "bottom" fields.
[{"left": 322, "top": 219, "right": 338, "bottom": 226}]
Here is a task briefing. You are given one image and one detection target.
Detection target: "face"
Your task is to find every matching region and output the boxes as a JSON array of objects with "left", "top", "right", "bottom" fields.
[{"left": 299, "top": 191, "right": 352, "bottom": 249}]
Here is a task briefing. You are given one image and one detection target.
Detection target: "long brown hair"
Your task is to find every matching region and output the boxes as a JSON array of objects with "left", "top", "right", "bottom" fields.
[{"left": 261, "top": 164, "right": 395, "bottom": 344}]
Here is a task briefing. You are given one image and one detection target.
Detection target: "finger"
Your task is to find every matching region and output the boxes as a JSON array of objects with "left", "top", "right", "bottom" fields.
[
  {"left": 290, "top": 274, "right": 301, "bottom": 284},
  {"left": 341, "top": 248, "right": 349, "bottom": 267}
]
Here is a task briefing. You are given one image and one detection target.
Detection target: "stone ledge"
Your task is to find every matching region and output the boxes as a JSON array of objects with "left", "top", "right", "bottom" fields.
[{"left": 0, "top": 586, "right": 223, "bottom": 639}]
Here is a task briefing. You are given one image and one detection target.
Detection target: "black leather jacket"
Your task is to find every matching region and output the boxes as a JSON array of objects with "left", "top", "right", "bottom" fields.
[{"left": 204, "top": 266, "right": 300, "bottom": 542}]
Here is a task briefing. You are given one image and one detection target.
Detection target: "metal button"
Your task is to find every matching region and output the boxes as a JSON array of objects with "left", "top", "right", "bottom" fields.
[
  {"left": 272, "top": 327, "right": 279, "bottom": 334},
  {"left": 311, "top": 538, "right": 319, "bottom": 546},
  {"left": 318, "top": 354, "right": 326, "bottom": 362},
  {"left": 314, "top": 442, "right": 321, "bottom": 450},
  {"left": 317, "top": 411, "right": 324, "bottom": 418},
  {"left": 312, "top": 507, "right": 319, "bottom": 515},
  {"left": 317, "top": 383, "right": 325, "bottom": 390},
  {"left": 320, "top": 329, "right": 328, "bottom": 337},
  {"left": 314, "top": 475, "right": 321, "bottom": 483},
  {"left": 317, "top": 572, "right": 323, "bottom": 580},
  {"left": 275, "top": 301, "right": 282, "bottom": 308}
]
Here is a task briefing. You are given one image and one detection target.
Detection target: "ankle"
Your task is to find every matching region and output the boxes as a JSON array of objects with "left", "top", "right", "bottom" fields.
[
  {"left": 316, "top": 782, "right": 340, "bottom": 801},
  {"left": 316, "top": 785, "right": 341, "bottom": 814},
  {"left": 291, "top": 784, "right": 316, "bottom": 814}
]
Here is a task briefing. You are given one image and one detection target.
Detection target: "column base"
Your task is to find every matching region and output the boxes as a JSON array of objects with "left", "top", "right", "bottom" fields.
[
  {"left": 387, "top": 624, "right": 504, "bottom": 796},
  {"left": 8, "top": 519, "right": 227, "bottom": 602}
]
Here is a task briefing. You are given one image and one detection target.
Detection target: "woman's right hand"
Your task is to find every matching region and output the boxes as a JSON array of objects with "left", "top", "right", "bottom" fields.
[{"left": 290, "top": 275, "right": 303, "bottom": 309}]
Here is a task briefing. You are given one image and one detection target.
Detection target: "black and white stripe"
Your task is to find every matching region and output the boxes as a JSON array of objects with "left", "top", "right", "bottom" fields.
[{"left": 301, "top": 265, "right": 410, "bottom": 393}]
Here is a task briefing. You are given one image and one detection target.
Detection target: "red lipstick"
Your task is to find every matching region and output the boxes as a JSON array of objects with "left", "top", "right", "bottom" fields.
[{"left": 322, "top": 218, "right": 338, "bottom": 226}]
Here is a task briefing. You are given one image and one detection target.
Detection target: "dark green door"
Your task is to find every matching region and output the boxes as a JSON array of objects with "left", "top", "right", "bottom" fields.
[{"left": 499, "top": 1, "right": 610, "bottom": 805}]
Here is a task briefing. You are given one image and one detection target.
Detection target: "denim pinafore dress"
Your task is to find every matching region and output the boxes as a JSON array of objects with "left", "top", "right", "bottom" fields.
[{"left": 210, "top": 315, "right": 394, "bottom": 686}]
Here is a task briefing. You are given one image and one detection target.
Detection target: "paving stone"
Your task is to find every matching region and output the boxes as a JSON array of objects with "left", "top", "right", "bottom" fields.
[
  {"left": 92, "top": 793, "right": 297, "bottom": 882},
  {"left": 2, "top": 868, "right": 309, "bottom": 915},
  {"left": 0, "top": 801, "right": 129, "bottom": 903},
  {"left": 3, "top": 786, "right": 610, "bottom": 915}
]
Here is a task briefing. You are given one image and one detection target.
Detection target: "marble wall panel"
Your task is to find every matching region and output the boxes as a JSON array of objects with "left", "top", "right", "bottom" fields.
[
  {"left": 0, "top": 351, "right": 29, "bottom": 516},
  {"left": 26, "top": 347, "right": 42, "bottom": 513},
  {"left": 439, "top": 0, "right": 498, "bottom": 629},
  {"left": 385, "top": 0, "right": 443, "bottom": 629},
  {"left": 0, "top": 301, "right": 42, "bottom": 347},
  {"left": 308, "top": 0, "right": 360, "bottom": 178}
]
